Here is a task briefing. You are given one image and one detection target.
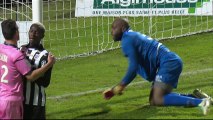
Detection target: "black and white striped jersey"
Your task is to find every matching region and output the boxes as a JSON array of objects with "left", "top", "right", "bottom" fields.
[
  {"left": 23, "top": 44, "right": 52, "bottom": 107},
  {"left": 26, "top": 48, "right": 48, "bottom": 69}
]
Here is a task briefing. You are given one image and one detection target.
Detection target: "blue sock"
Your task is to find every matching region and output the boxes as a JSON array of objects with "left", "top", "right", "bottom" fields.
[{"left": 163, "top": 93, "right": 202, "bottom": 106}]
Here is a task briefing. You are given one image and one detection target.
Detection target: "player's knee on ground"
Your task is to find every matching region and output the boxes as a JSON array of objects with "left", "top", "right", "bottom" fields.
[
  {"left": 151, "top": 85, "right": 168, "bottom": 106},
  {"left": 149, "top": 90, "right": 164, "bottom": 106},
  {"left": 151, "top": 82, "right": 173, "bottom": 106},
  {"left": 150, "top": 95, "right": 164, "bottom": 106},
  {"left": 149, "top": 90, "right": 162, "bottom": 106}
]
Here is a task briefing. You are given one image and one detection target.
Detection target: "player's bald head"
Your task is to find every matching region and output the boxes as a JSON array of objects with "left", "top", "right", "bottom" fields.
[
  {"left": 111, "top": 18, "right": 130, "bottom": 41},
  {"left": 112, "top": 18, "right": 130, "bottom": 30}
]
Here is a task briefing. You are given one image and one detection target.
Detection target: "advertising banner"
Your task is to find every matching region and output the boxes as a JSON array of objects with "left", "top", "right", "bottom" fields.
[{"left": 75, "top": 0, "right": 213, "bottom": 16}]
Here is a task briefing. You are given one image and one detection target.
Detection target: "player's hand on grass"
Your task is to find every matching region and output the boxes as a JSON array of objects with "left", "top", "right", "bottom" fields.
[
  {"left": 103, "top": 88, "right": 115, "bottom": 100},
  {"left": 103, "top": 84, "right": 125, "bottom": 100}
]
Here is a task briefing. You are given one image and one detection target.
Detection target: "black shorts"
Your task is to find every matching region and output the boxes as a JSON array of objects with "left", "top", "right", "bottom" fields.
[{"left": 24, "top": 104, "right": 45, "bottom": 119}]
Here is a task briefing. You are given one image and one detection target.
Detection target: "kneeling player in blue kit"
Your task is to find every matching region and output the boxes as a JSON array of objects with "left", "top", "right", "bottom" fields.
[{"left": 103, "top": 18, "right": 211, "bottom": 115}]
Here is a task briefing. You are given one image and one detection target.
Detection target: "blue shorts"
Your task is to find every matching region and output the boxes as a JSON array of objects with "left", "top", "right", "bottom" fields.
[{"left": 155, "top": 52, "right": 183, "bottom": 88}]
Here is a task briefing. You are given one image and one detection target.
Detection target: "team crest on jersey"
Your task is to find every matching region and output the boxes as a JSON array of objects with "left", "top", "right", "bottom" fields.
[
  {"left": 41, "top": 60, "right": 47, "bottom": 67},
  {"left": 34, "top": 53, "right": 40, "bottom": 60},
  {"left": 25, "top": 48, "right": 48, "bottom": 68}
]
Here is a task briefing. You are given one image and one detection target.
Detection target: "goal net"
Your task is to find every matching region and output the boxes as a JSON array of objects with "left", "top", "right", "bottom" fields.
[
  {"left": 0, "top": 0, "right": 32, "bottom": 46},
  {"left": 0, "top": 0, "right": 213, "bottom": 60}
]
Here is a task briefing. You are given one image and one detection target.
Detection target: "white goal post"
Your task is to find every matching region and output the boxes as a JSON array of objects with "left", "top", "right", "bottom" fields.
[{"left": 0, "top": 0, "right": 213, "bottom": 60}]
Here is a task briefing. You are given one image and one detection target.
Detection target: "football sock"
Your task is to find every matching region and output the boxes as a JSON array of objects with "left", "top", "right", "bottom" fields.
[{"left": 163, "top": 93, "right": 202, "bottom": 106}]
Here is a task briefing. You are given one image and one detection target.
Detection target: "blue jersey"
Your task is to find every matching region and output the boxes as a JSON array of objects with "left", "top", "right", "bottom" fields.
[{"left": 121, "top": 30, "right": 182, "bottom": 88}]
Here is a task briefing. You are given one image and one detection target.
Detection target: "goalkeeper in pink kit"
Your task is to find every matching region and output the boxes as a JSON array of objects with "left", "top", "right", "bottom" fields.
[{"left": 0, "top": 19, "right": 55, "bottom": 119}]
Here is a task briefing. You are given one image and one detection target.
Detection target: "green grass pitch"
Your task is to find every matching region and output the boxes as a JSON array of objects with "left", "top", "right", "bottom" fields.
[
  {"left": 46, "top": 32, "right": 213, "bottom": 119},
  {"left": 1, "top": 1, "right": 212, "bottom": 118}
]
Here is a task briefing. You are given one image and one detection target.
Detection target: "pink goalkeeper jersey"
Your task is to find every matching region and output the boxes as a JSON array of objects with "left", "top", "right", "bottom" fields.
[{"left": 0, "top": 43, "right": 31, "bottom": 101}]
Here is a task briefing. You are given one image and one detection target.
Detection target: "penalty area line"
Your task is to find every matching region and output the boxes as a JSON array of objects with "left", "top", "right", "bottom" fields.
[{"left": 47, "top": 68, "right": 213, "bottom": 100}]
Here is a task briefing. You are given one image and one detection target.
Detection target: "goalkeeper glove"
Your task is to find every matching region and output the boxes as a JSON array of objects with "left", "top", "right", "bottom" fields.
[{"left": 103, "top": 84, "right": 125, "bottom": 100}]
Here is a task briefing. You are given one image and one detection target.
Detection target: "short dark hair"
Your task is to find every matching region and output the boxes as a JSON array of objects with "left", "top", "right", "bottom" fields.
[
  {"left": 30, "top": 22, "right": 45, "bottom": 34},
  {"left": 1, "top": 19, "right": 18, "bottom": 40}
]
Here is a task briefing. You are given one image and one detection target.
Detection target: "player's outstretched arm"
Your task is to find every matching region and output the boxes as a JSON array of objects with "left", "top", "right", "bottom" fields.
[
  {"left": 103, "top": 83, "right": 126, "bottom": 100},
  {"left": 25, "top": 53, "right": 56, "bottom": 81}
]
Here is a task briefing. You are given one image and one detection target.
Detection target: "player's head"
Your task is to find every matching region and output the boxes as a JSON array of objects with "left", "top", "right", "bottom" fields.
[
  {"left": 111, "top": 18, "right": 130, "bottom": 41},
  {"left": 1, "top": 19, "right": 19, "bottom": 41},
  {"left": 29, "top": 22, "right": 45, "bottom": 46}
]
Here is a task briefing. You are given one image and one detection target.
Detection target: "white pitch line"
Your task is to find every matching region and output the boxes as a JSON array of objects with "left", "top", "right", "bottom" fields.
[{"left": 47, "top": 68, "right": 213, "bottom": 100}]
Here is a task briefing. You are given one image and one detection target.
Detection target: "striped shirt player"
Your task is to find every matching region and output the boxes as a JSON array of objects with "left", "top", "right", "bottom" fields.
[
  {"left": 0, "top": 19, "right": 55, "bottom": 119},
  {"left": 0, "top": 43, "right": 31, "bottom": 119},
  {"left": 23, "top": 44, "right": 52, "bottom": 119}
]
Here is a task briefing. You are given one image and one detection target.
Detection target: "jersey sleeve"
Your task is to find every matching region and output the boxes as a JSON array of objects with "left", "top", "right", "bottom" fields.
[
  {"left": 14, "top": 53, "right": 32, "bottom": 76},
  {"left": 121, "top": 36, "right": 138, "bottom": 85},
  {"left": 35, "top": 67, "right": 53, "bottom": 87}
]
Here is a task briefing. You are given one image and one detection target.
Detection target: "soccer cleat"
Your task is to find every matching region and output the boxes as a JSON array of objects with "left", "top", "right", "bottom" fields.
[
  {"left": 193, "top": 89, "right": 213, "bottom": 105},
  {"left": 198, "top": 98, "right": 210, "bottom": 115}
]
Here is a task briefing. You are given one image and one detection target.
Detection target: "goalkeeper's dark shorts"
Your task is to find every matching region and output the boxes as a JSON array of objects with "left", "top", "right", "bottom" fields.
[{"left": 23, "top": 104, "right": 46, "bottom": 119}]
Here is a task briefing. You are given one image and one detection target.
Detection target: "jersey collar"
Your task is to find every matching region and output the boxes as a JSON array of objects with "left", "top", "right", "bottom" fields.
[{"left": 4, "top": 42, "right": 18, "bottom": 48}]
